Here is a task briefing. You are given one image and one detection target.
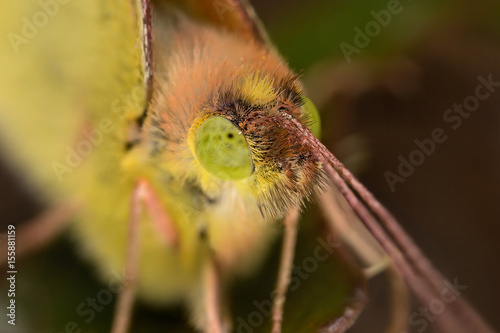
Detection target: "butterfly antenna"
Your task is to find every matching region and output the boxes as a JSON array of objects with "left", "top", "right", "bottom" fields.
[{"left": 273, "top": 111, "right": 495, "bottom": 333}]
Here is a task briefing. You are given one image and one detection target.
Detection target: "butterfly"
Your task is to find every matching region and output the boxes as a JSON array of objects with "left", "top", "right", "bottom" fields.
[{"left": 0, "top": 1, "right": 494, "bottom": 332}]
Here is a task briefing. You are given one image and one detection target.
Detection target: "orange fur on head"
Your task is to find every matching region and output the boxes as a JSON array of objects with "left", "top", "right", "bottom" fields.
[{"left": 144, "top": 14, "right": 323, "bottom": 219}]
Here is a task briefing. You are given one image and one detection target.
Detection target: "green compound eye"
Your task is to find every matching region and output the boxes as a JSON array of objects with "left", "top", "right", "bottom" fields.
[
  {"left": 194, "top": 117, "right": 254, "bottom": 181},
  {"left": 302, "top": 97, "right": 321, "bottom": 139}
]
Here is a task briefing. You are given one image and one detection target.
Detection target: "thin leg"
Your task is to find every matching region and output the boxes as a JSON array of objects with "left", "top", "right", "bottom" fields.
[
  {"left": 319, "top": 187, "right": 388, "bottom": 277},
  {"left": 385, "top": 265, "right": 410, "bottom": 333},
  {"left": 319, "top": 185, "right": 409, "bottom": 332},
  {"left": 111, "top": 178, "right": 178, "bottom": 333},
  {"left": 0, "top": 200, "right": 79, "bottom": 266},
  {"left": 203, "top": 254, "right": 224, "bottom": 333},
  {"left": 111, "top": 180, "right": 143, "bottom": 333},
  {"left": 272, "top": 209, "right": 300, "bottom": 333},
  {"left": 322, "top": 306, "right": 361, "bottom": 333},
  {"left": 139, "top": 179, "right": 178, "bottom": 248},
  {"left": 319, "top": 186, "right": 410, "bottom": 332}
]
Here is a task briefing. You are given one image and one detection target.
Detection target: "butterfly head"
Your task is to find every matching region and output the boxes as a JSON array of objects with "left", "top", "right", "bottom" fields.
[
  {"left": 188, "top": 71, "right": 324, "bottom": 219},
  {"left": 146, "top": 24, "right": 324, "bottom": 219}
]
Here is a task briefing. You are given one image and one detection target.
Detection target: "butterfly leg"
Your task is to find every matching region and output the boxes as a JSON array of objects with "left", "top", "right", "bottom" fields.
[
  {"left": 136, "top": 179, "right": 178, "bottom": 247},
  {"left": 202, "top": 255, "right": 227, "bottom": 333},
  {"left": 111, "top": 180, "right": 142, "bottom": 333},
  {"left": 0, "top": 200, "right": 79, "bottom": 266},
  {"left": 319, "top": 186, "right": 410, "bottom": 333},
  {"left": 111, "top": 178, "right": 178, "bottom": 333},
  {"left": 385, "top": 265, "right": 410, "bottom": 333},
  {"left": 271, "top": 209, "right": 300, "bottom": 333}
]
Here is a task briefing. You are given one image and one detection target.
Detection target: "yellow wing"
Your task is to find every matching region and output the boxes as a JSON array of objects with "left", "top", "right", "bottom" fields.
[{"left": 0, "top": 0, "right": 147, "bottom": 202}]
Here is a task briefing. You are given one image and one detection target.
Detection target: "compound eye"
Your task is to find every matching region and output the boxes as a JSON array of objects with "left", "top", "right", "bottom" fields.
[
  {"left": 194, "top": 116, "right": 254, "bottom": 181},
  {"left": 301, "top": 97, "right": 321, "bottom": 139}
]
